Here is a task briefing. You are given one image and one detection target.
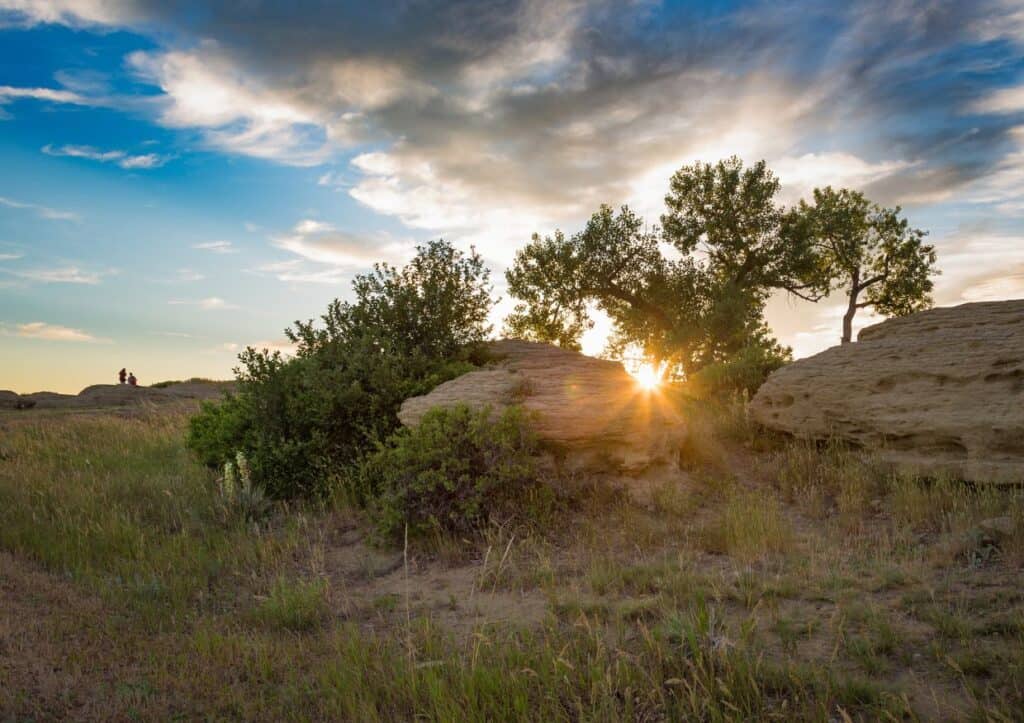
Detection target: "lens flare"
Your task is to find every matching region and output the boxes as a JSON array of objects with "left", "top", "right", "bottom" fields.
[{"left": 632, "top": 362, "right": 662, "bottom": 391}]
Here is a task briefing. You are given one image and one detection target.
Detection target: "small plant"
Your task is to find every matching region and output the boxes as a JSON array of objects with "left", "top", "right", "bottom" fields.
[
  {"left": 701, "top": 488, "right": 794, "bottom": 561},
  {"left": 219, "top": 451, "right": 271, "bottom": 524},
  {"left": 251, "top": 577, "right": 329, "bottom": 632},
  {"left": 356, "top": 404, "right": 548, "bottom": 540}
]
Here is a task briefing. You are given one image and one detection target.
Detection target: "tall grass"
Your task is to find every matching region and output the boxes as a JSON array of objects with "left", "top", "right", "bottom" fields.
[{"left": 0, "top": 412, "right": 294, "bottom": 614}]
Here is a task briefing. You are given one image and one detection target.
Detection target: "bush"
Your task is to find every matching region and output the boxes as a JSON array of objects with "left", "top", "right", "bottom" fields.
[
  {"left": 688, "top": 336, "right": 790, "bottom": 397},
  {"left": 187, "top": 393, "right": 253, "bottom": 469},
  {"left": 356, "top": 405, "right": 543, "bottom": 540},
  {"left": 186, "top": 240, "right": 493, "bottom": 500}
]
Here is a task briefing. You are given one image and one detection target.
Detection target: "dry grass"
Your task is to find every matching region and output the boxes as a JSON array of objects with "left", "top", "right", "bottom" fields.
[{"left": 1, "top": 404, "right": 1023, "bottom": 721}]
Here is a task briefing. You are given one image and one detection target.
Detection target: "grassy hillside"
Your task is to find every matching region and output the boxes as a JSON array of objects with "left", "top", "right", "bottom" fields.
[{"left": 1, "top": 405, "right": 1022, "bottom": 720}]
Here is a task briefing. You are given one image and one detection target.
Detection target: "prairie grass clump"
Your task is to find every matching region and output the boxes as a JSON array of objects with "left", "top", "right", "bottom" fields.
[
  {"left": 701, "top": 487, "right": 795, "bottom": 561},
  {"left": 251, "top": 577, "right": 330, "bottom": 632}
]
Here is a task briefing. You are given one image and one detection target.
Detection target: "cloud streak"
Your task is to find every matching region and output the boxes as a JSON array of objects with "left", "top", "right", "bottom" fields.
[
  {"left": 10, "top": 321, "right": 102, "bottom": 342},
  {"left": 192, "top": 240, "right": 236, "bottom": 254},
  {"left": 168, "top": 296, "right": 238, "bottom": 310},
  {"left": 0, "top": 195, "right": 78, "bottom": 221},
  {"left": 42, "top": 143, "right": 170, "bottom": 169}
]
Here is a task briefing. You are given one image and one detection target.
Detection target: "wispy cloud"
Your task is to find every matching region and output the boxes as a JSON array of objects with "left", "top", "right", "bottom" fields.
[
  {"left": 7, "top": 321, "right": 103, "bottom": 343},
  {"left": 0, "top": 265, "right": 109, "bottom": 284},
  {"left": 270, "top": 219, "right": 411, "bottom": 268},
  {"left": 42, "top": 143, "right": 170, "bottom": 169},
  {"left": 0, "top": 252, "right": 22, "bottom": 261},
  {"left": 174, "top": 268, "right": 204, "bottom": 282},
  {"left": 168, "top": 296, "right": 239, "bottom": 310},
  {"left": 0, "top": 195, "right": 78, "bottom": 221},
  {"left": 192, "top": 240, "right": 236, "bottom": 254},
  {"left": 0, "top": 85, "right": 90, "bottom": 106}
]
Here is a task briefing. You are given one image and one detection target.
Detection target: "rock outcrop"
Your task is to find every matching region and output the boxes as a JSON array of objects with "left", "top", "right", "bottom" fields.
[
  {"left": 399, "top": 339, "right": 686, "bottom": 478},
  {"left": 751, "top": 300, "right": 1024, "bottom": 484},
  {"left": 0, "top": 381, "right": 232, "bottom": 411}
]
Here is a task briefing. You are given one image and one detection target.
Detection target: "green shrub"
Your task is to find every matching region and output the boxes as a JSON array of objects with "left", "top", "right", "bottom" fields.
[
  {"left": 187, "top": 393, "right": 253, "bottom": 469},
  {"left": 186, "top": 240, "right": 493, "bottom": 500},
  {"left": 688, "top": 337, "right": 790, "bottom": 397},
  {"left": 357, "top": 405, "right": 544, "bottom": 540}
]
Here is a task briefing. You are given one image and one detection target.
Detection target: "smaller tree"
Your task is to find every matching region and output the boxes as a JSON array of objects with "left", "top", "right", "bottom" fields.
[{"left": 794, "top": 187, "right": 938, "bottom": 344}]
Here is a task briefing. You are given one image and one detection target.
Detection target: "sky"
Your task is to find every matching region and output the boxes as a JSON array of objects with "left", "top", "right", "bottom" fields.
[{"left": 1, "top": 0, "right": 1024, "bottom": 393}]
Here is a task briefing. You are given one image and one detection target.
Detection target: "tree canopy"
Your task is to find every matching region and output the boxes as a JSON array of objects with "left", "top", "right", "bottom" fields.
[
  {"left": 505, "top": 157, "right": 939, "bottom": 386},
  {"left": 505, "top": 158, "right": 808, "bottom": 381},
  {"left": 791, "top": 187, "right": 937, "bottom": 343}
]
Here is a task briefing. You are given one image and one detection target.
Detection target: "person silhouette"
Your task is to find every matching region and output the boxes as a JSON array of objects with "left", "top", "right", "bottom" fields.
[
  {"left": 128, "top": 372, "right": 137, "bottom": 387},
  {"left": 119, "top": 368, "right": 127, "bottom": 384}
]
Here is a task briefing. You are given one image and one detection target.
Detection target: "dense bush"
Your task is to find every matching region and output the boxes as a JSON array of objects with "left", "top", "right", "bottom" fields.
[
  {"left": 357, "top": 405, "right": 544, "bottom": 540},
  {"left": 187, "top": 240, "right": 493, "bottom": 500},
  {"left": 687, "top": 334, "right": 791, "bottom": 397}
]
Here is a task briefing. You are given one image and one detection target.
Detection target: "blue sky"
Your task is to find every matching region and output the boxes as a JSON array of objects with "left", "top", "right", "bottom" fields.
[{"left": 1, "top": 1, "right": 1024, "bottom": 392}]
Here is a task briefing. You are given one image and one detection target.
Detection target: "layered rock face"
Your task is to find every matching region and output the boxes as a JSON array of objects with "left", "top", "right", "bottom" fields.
[
  {"left": 751, "top": 300, "right": 1024, "bottom": 483},
  {"left": 399, "top": 339, "right": 686, "bottom": 476}
]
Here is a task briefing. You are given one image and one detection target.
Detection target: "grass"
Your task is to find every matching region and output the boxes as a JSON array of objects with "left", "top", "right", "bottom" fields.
[
  {"left": 251, "top": 577, "right": 330, "bottom": 631},
  {"left": 1, "top": 403, "right": 1023, "bottom": 720}
]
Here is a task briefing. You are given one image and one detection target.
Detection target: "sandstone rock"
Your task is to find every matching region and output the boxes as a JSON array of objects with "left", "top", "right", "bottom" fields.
[
  {"left": 750, "top": 300, "right": 1024, "bottom": 484},
  {"left": 1, "top": 382, "right": 231, "bottom": 411},
  {"left": 399, "top": 339, "right": 686, "bottom": 477}
]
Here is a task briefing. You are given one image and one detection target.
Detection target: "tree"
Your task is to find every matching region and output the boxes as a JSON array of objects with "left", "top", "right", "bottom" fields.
[
  {"left": 793, "top": 187, "right": 938, "bottom": 344},
  {"left": 661, "top": 156, "right": 820, "bottom": 301},
  {"left": 188, "top": 239, "right": 494, "bottom": 499},
  {"left": 505, "top": 157, "right": 816, "bottom": 384},
  {"left": 504, "top": 204, "right": 709, "bottom": 370}
]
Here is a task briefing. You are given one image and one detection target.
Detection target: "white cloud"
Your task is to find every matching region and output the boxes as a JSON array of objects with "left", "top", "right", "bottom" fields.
[
  {"left": 0, "top": 84, "right": 89, "bottom": 106},
  {"left": 959, "top": 270, "right": 1024, "bottom": 302},
  {"left": 11, "top": 321, "right": 101, "bottom": 342},
  {"left": 248, "top": 338, "right": 298, "bottom": 356},
  {"left": 962, "top": 127, "right": 1024, "bottom": 214},
  {"left": 127, "top": 47, "right": 330, "bottom": 166},
  {"left": 772, "top": 152, "right": 915, "bottom": 204},
  {"left": 271, "top": 226, "right": 411, "bottom": 269},
  {"left": 42, "top": 143, "right": 170, "bottom": 169},
  {"left": 192, "top": 240, "right": 236, "bottom": 254},
  {"left": 292, "top": 219, "right": 333, "bottom": 234},
  {"left": 0, "top": 195, "right": 79, "bottom": 221},
  {"left": 1, "top": 265, "right": 107, "bottom": 284},
  {"left": 0, "top": 253, "right": 22, "bottom": 261},
  {"left": 970, "top": 85, "right": 1024, "bottom": 115},
  {"left": 0, "top": 1, "right": 138, "bottom": 27},
  {"left": 175, "top": 268, "right": 204, "bottom": 282},
  {"left": 168, "top": 296, "right": 239, "bottom": 310}
]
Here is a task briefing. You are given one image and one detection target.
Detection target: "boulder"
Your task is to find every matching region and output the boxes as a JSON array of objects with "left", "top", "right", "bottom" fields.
[
  {"left": 750, "top": 300, "right": 1024, "bottom": 484},
  {"left": 399, "top": 339, "right": 686, "bottom": 477}
]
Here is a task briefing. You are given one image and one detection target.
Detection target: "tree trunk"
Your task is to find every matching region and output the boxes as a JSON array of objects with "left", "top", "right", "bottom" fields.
[{"left": 842, "top": 268, "right": 860, "bottom": 344}]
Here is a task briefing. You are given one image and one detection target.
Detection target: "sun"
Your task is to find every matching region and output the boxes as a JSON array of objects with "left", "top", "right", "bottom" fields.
[{"left": 632, "top": 362, "right": 663, "bottom": 391}]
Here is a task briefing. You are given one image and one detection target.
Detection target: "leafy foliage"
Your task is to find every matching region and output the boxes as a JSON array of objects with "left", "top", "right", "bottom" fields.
[
  {"left": 505, "top": 159, "right": 804, "bottom": 388},
  {"left": 661, "top": 157, "right": 817, "bottom": 298},
  {"left": 187, "top": 240, "right": 493, "bottom": 499},
  {"left": 357, "top": 405, "right": 544, "bottom": 540},
  {"left": 688, "top": 332, "right": 792, "bottom": 397},
  {"left": 790, "top": 186, "right": 938, "bottom": 343}
]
